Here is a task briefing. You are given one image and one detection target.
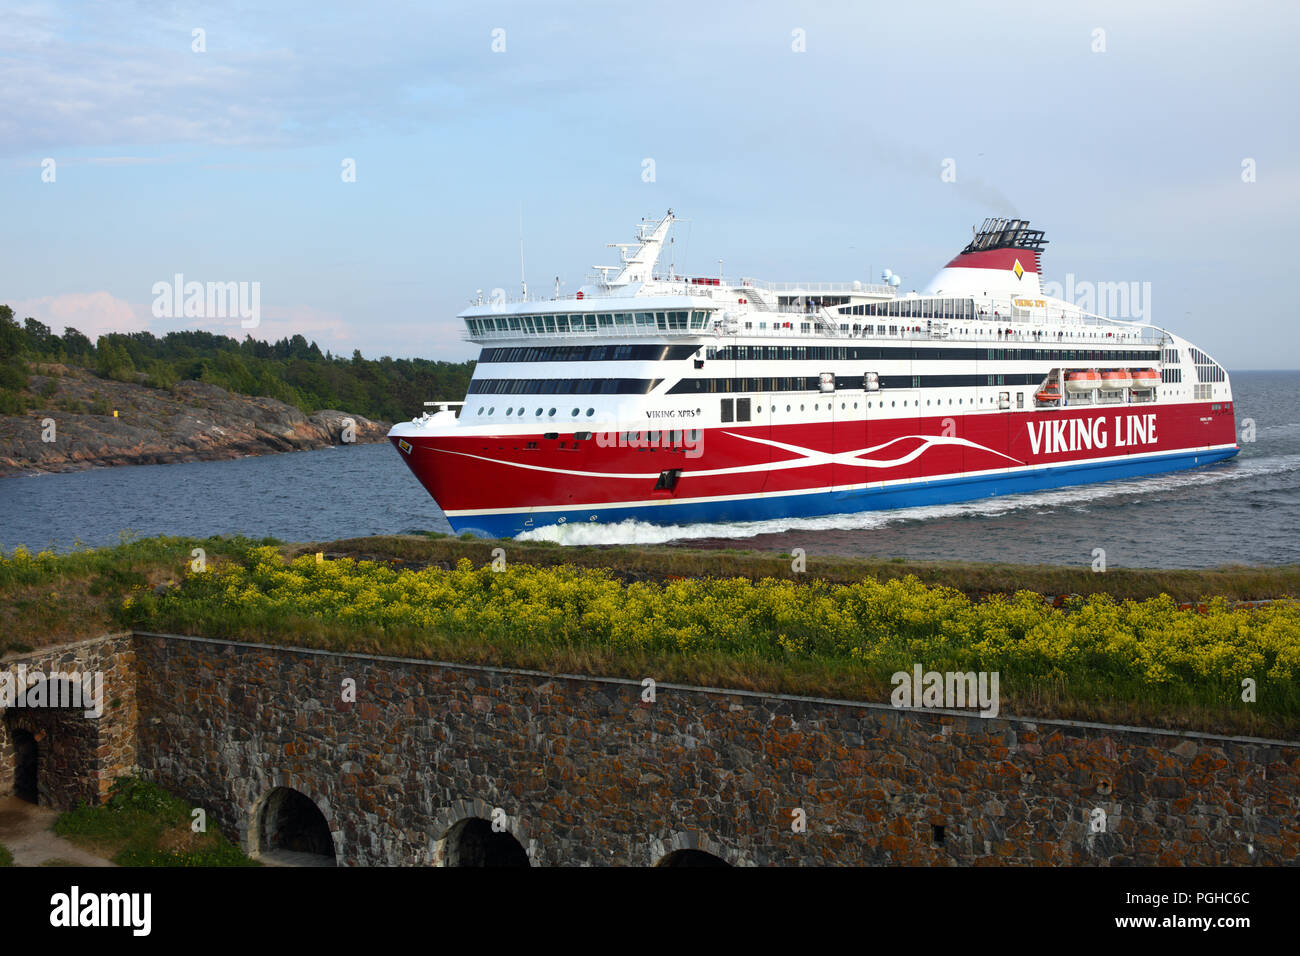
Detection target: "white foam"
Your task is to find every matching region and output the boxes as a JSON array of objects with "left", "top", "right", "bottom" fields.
[{"left": 515, "top": 454, "right": 1300, "bottom": 547}]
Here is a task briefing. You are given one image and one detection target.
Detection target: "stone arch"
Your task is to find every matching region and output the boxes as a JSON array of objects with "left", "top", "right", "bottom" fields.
[
  {"left": 647, "top": 830, "right": 745, "bottom": 867},
  {"left": 2, "top": 693, "right": 99, "bottom": 810},
  {"left": 250, "top": 786, "right": 337, "bottom": 865},
  {"left": 430, "top": 798, "right": 534, "bottom": 866},
  {"left": 442, "top": 817, "right": 530, "bottom": 867}
]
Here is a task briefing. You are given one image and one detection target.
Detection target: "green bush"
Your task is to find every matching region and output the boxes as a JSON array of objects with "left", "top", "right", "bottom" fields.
[{"left": 54, "top": 775, "right": 257, "bottom": 868}]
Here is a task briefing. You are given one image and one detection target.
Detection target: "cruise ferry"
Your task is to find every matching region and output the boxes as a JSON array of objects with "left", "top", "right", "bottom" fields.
[{"left": 391, "top": 213, "right": 1238, "bottom": 537}]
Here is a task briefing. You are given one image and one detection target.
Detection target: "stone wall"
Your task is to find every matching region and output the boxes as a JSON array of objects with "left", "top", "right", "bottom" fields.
[
  {"left": 128, "top": 633, "right": 1299, "bottom": 867},
  {"left": 0, "top": 634, "right": 138, "bottom": 810}
]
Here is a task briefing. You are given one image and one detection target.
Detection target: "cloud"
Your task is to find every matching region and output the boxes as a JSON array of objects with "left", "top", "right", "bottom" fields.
[
  {"left": 203, "top": 303, "right": 356, "bottom": 346},
  {"left": 10, "top": 291, "right": 358, "bottom": 349},
  {"left": 12, "top": 291, "right": 150, "bottom": 339}
]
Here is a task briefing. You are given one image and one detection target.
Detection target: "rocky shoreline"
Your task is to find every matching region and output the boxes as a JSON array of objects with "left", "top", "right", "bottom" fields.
[{"left": 0, "top": 366, "right": 390, "bottom": 478}]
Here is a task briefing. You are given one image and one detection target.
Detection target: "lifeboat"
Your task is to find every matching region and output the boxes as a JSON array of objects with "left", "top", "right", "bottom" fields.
[
  {"left": 1131, "top": 368, "right": 1159, "bottom": 389},
  {"left": 1035, "top": 381, "right": 1062, "bottom": 404},
  {"left": 1101, "top": 369, "right": 1132, "bottom": 389},
  {"left": 1065, "top": 369, "right": 1101, "bottom": 392}
]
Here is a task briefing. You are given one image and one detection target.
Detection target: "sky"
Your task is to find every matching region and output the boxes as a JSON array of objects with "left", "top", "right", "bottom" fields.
[{"left": 3, "top": 0, "right": 1298, "bottom": 368}]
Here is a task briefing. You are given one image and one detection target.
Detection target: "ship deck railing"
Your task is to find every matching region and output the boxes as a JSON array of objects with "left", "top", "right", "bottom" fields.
[{"left": 465, "top": 323, "right": 1169, "bottom": 347}]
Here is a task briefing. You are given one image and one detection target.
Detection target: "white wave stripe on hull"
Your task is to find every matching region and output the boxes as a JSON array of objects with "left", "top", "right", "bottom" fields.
[
  {"left": 720, "top": 431, "right": 1025, "bottom": 471},
  {"left": 427, "top": 432, "right": 1022, "bottom": 483},
  {"left": 443, "top": 441, "right": 1240, "bottom": 517}
]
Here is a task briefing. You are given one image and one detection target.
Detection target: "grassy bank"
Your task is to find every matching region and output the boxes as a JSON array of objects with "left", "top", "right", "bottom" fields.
[
  {"left": 303, "top": 534, "right": 1300, "bottom": 605},
  {"left": 0, "top": 534, "right": 277, "bottom": 653},
  {"left": 3, "top": 535, "right": 1298, "bottom": 737},
  {"left": 53, "top": 776, "right": 256, "bottom": 867}
]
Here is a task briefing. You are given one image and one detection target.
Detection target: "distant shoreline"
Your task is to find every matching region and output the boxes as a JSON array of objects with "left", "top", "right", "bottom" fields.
[{"left": 0, "top": 365, "right": 389, "bottom": 478}]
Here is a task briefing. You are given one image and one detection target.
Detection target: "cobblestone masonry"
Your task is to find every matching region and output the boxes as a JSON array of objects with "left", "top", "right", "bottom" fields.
[
  {"left": 0, "top": 634, "right": 139, "bottom": 810},
  {"left": 126, "top": 633, "right": 1299, "bottom": 867},
  {"left": 1, "top": 632, "right": 1296, "bottom": 864}
]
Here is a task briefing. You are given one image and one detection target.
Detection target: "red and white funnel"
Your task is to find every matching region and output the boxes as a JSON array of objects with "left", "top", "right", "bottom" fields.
[{"left": 923, "top": 218, "right": 1046, "bottom": 298}]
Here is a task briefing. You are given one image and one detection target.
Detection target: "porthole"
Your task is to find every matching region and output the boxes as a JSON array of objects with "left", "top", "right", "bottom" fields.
[
  {"left": 535, "top": 408, "right": 543, "bottom": 416},
  {"left": 800, "top": 404, "right": 805, "bottom": 411},
  {"left": 488, "top": 407, "right": 495, "bottom": 415},
  {"left": 786, "top": 405, "right": 791, "bottom": 412},
  {"left": 586, "top": 408, "right": 595, "bottom": 417},
  {"left": 505, "top": 408, "right": 513, "bottom": 416},
  {"left": 477, "top": 406, "right": 484, "bottom": 414},
  {"left": 548, "top": 408, "right": 556, "bottom": 416},
  {"left": 572, "top": 407, "right": 580, "bottom": 416}
]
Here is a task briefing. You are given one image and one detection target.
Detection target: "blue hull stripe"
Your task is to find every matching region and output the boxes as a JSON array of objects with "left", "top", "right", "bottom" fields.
[{"left": 447, "top": 447, "right": 1240, "bottom": 538}]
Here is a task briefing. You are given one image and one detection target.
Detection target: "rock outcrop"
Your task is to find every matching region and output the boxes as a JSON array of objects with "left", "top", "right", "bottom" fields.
[{"left": 0, "top": 367, "right": 390, "bottom": 476}]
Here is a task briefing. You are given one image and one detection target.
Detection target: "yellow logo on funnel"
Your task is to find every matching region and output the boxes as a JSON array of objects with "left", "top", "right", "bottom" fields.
[{"left": 1013, "top": 259, "right": 1025, "bottom": 280}]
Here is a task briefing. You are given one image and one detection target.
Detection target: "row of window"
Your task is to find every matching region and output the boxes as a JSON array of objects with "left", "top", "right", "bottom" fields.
[
  {"left": 838, "top": 297, "right": 977, "bottom": 320},
  {"left": 722, "top": 395, "right": 1021, "bottom": 422},
  {"left": 1162, "top": 368, "right": 1183, "bottom": 383},
  {"left": 479, "top": 345, "right": 698, "bottom": 364},
  {"left": 465, "top": 310, "right": 710, "bottom": 336},
  {"left": 1189, "top": 347, "right": 1227, "bottom": 383},
  {"left": 474, "top": 406, "right": 598, "bottom": 418},
  {"left": 707, "top": 345, "right": 1160, "bottom": 362},
  {"left": 670, "top": 374, "right": 1048, "bottom": 395},
  {"left": 468, "top": 378, "right": 662, "bottom": 395}
]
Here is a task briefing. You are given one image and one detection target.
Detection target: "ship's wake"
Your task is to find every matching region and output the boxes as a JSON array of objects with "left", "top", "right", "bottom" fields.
[{"left": 514, "top": 453, "right": 1299, "bottom": 547}]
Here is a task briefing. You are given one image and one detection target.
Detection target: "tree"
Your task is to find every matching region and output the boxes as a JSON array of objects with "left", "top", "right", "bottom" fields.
[{"left": 62, "top": 327, "right": 94, "bottom": 360}]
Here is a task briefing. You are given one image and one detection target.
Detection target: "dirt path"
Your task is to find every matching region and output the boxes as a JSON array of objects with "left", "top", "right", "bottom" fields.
[{"left": 0, "top": 796, "right": 114, "bottom": 867}]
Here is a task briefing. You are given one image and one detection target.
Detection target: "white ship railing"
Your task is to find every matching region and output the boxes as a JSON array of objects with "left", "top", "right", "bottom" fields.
[
  {"left": 465, "top": 322, "right": 1169, "bottom": 346},
  {"left": 739, "top": 279, "right": 896, "bottom": 296}
]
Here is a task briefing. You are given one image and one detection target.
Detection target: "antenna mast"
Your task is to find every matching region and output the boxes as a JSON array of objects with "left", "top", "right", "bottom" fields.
[{"left": 519, "top": 204, "right": 527, "bottom": 298}]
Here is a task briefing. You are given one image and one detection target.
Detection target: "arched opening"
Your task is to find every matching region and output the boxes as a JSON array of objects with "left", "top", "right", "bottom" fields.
[
  {"left": 256, "top": 787, "right": 335, "bottom": 865},
  {"left": 443, "top": 817, "right": 530, "bottom": 867},
  {"left": 656, "top": 849, "right": 730, "bottom": 867},
  {"left": 11, "top": 729, "right": 38, "bottom": 804}
]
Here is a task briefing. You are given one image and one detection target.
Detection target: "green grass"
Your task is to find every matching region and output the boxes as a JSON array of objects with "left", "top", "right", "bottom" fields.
[
  {"left": 0, "top": 844, "right": 12, "bottom": 867},
  {"left": 53, "top": 776, "right": 257, "bottom": 867},
  {"left": 6, "top": 533, "right": 1300, "bottom": 738},
  {"left": 124, "top": 544, "right": 1300, "bottom": 738},
  {"left": 302, "top": 535, "right": 1300, "bottom": 605},
  {"left": 0, "top": 533, "right": 279, "bottom": 651}
]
